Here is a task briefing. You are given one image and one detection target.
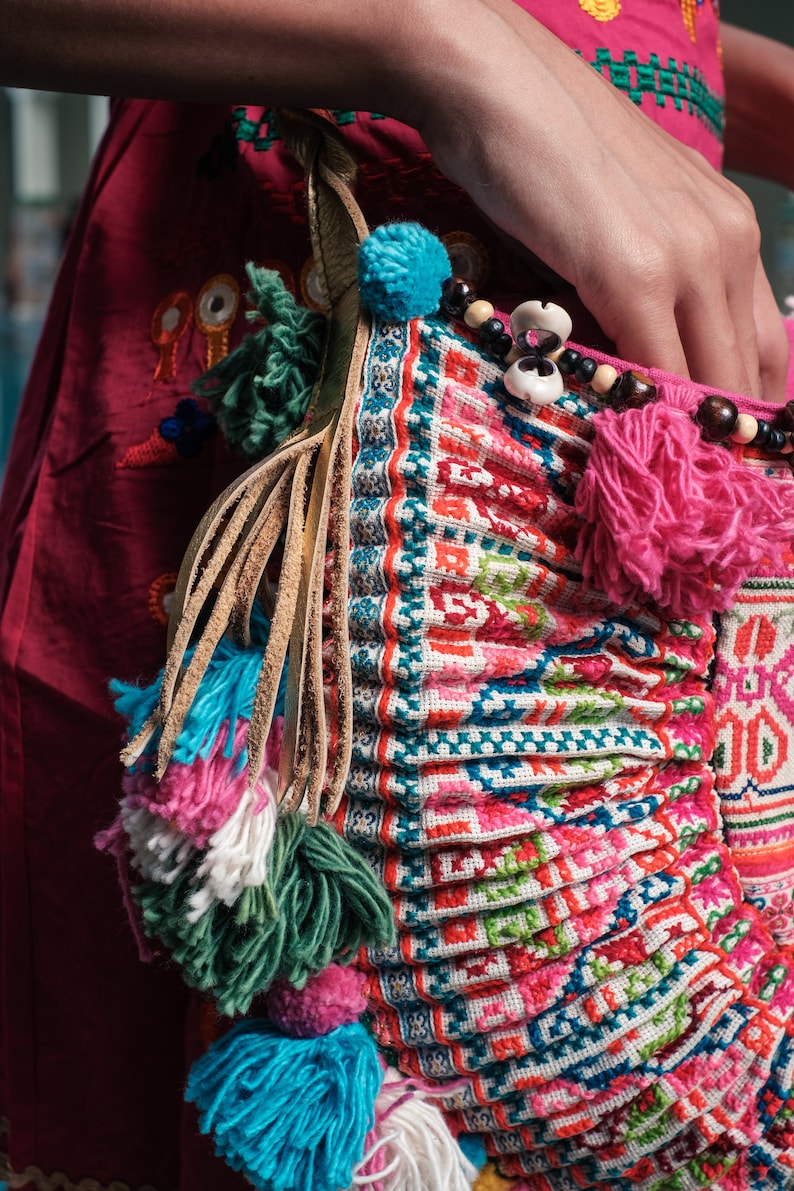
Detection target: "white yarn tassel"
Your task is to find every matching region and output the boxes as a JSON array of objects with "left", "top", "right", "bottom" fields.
[
  {"left": 121, "top": 799, "right": 194, "bottom": 884},
  {"left": 350, "top": 1069, "right": 478, "bottom": 1190},
  {"left": 186, "top": 768, "right": 279, "bottom": 920}
]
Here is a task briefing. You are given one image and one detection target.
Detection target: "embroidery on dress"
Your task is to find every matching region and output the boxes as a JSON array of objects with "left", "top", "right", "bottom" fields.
[
  {"left": 150, "top": 292, "right": 192, "bottom": 382},
  {"left": 587, "top": 48, "right": 724, "bottom": 138},
  {"left": 231, "top": 108, "right": 386, "bottom": 152},
  {"left": 680, "top": 0, "right": 720, "bottom": 42},
  {"left": 0, "top": 1133, "right": 167, "bottom": 1191},
  {"left": 579, "top": 0, "right": 621, "bottom": 20},
  {"left": 116, "top": 399, "right": 217, "bottom": 469},
  {"left": 194, "top": 274, "right": 240, "bottom": 369},
  {"left": 148, "top": 573, "right": 179, "bottom": 628}
]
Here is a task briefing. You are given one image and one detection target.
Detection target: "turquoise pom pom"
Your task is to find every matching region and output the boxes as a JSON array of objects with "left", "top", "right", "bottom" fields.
[
  {"left": 358, "top": 222, "right": 450, "bottom": 320},
  {"left": 186, "top": 1018, "right": 382, "bottom": 1191}
]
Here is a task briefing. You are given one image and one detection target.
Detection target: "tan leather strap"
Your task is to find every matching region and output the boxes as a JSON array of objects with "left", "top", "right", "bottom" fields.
[{"left": 123, "top": 109, "right": 371, "bottom": 819}]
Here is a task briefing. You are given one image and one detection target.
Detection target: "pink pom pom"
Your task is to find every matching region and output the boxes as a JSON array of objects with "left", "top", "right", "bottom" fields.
[
  {"left": 574, "top": 388, "right": 794, "bottom": 615},
  {"left": 265, "top": 964, "right": 367, "bottom": 1038}
]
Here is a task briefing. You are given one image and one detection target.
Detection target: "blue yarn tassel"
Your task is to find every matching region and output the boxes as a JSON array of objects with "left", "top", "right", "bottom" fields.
[
  {"left": 358, "top": 222, "right": 450, "bottom": 321},
  {"left": 112, "top": 607, "right": 286, "bottom": 769},
  {"left": 186, "top": 1019, "right": 382, "bottom": 1191}
]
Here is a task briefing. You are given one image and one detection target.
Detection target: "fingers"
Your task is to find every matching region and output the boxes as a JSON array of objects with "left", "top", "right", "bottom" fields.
[{"left": 753, "top": 260, "right": 789, "bottom": 403}]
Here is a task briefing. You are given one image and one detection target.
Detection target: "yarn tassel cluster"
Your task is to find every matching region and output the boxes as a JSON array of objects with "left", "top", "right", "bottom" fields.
[
  {"left": 100, "top": 615, "right": 394, "bottom": 1015},
  {"left": 193, "top": 263, "right": 326, "bottom": 460},
  {"left": 574, "top": 385, "right": 794, "bottom": 614},
  {"left": 186, "top": 966, "right": 478, "bottom": 1191}
]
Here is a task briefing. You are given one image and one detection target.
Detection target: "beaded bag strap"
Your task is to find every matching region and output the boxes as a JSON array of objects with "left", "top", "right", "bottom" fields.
[{"left": 122, "top": 109, "right": 372, "bottom": 821}]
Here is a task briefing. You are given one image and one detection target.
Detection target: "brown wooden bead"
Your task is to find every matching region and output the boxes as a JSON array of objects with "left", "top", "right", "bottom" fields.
[
  {"left": 695, "top": 395, "right": 739, "bottom": 441},
  {"left": 780, "top": 401, "right": 794, "bottom": 432},
  {"left": 609, "top": 370, "right": 657, "bottom": 410}
]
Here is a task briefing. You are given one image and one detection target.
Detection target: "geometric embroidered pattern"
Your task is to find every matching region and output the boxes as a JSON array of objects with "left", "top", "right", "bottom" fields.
[
  {"left": 337, "top": 314, "right": 794, "bottom": 1185},
  {"left": 231, "top": 107, "right": 386, "bottom": 153},
  {"left": 713, "top": 488, "right": 794, "bottom": 948},
  {"left": 587, "top": 48, "right": 725, "bottom": 139}
]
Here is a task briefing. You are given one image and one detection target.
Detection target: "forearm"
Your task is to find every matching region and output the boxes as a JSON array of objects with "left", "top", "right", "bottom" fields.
[
  {"left": 722, "top": 22, "right": 794, "bottom": 189},
  {"left": 0, "top": 0, "right": 444, "bottom": 118}
]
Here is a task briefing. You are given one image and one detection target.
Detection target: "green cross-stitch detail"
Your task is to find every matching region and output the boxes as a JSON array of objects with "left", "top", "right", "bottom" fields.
[
  {"left": 483, "top": 904, "right": 543, "bottom": 948},
  {"left": 232, "top": 107, "right": 386, "bottom": 151},
  {"left": 625, "top": 1085, "right": 673, "bottom": 1144},
  {"left": 691, "top": 853, "right": 722, "bottom": 884},
  {"left": 759, "top": 963, "right": 789, "bottom": 1003},
  {"left": 587, "top": 49, "right": 724, "bottom": 140},
  {"left": 712, "top": 741, "right": 726, "bottom": 771},
  {"left": 473, "top": 553, "right": 547, "bottom": 639},
  {"left": 638, "top": 991, "right": 689, "bottom": 1061},
  {"left": 669, "top": 774, "right": 702, "bottom": 801},
  {"left": 650, "top": 1173, "right": 686, "bottom": 1191}
]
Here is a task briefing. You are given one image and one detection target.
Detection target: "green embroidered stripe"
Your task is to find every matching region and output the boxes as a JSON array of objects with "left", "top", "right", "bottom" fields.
[
  {"left": 586, "top": 49, "right": 724, "bottom": 140},
  {"left": 231, "top": 108, "right": 386, "bottom": 152}
]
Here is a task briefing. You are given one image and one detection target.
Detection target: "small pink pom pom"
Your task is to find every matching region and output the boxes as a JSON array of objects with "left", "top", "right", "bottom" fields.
[
  {"left": 265, "top": 964, "right": 367, "bottom": 1038},
  {"left": 574, "top": 387, "right": 794, "bottom": 615}
]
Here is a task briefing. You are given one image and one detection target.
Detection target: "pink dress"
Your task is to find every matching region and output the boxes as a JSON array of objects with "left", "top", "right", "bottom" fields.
[{"left": 0, "top": 4, "right": 736, "bottom": 1190}]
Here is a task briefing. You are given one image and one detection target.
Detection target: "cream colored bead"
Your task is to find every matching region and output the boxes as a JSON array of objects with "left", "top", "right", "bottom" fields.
[
  {"left": 730, "top": 413, "right": 759, "bottom": 445},
  {"left": 504, "top": 358, "right": 565, "bottom": 406},
  {"left": 590, "top": 364, "right": 618, "bottom": 395},
  {"left": 509, "top": 299, "right": 573, "bottom": 344},
  {"left": 504, "top": 344, "right": 524, "bottom": 366},
  {"left": 463, "top": 299, "right": 495, "bottom": 329}
]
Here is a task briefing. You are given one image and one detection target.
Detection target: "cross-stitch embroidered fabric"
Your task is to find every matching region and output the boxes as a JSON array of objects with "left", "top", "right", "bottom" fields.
[
  {"left": 322, "top": 309, "right": 794, "bottom": 1188},
  {"left": 0, "top": 3, "right": 780, "bottom": 1190}
]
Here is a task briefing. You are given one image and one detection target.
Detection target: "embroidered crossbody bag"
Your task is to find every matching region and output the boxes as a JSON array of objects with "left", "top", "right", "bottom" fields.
[{"left": 101, "top": 109, "right": 794, "bottom": 1191}]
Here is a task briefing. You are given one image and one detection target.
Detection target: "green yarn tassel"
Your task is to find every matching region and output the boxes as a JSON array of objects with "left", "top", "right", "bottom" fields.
[
  {"left": 193, "top": 264, "right": 326, "bottom": 459},
  {"left": 132, "top": 813, "right": 395, "bottom": 1016}
]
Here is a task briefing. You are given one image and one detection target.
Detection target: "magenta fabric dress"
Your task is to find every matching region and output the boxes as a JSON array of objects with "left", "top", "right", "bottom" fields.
[{"left": 0, "top": 4, "right": 726, "bottom": 1189}]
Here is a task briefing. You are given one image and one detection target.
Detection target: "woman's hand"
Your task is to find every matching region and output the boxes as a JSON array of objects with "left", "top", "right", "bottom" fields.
[
  {"left": 403, "top": 0, "right": 787, "bottom": 401},
  {"left": 0, "top": 0, "right": 787, "bottom": 400}
]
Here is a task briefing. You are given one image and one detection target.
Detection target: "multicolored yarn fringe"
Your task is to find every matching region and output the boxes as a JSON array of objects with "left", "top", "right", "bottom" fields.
[{"left": 329, "top": 310, "right": 794, "bottom": 1188}]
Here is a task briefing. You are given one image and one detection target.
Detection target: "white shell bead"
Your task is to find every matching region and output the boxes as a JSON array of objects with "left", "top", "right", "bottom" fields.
[
  {"left": 504, "top": 358, "right": 565, "bottom": 406},
  {"left": 509, "top": 300, "right": 573, "bottom": 345}
]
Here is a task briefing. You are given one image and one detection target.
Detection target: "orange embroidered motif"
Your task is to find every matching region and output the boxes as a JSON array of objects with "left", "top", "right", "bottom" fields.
[
  {"left": 579, "top": 0, "right": 621, "bottom": 20},
  {"left": 148, "top": 572, "right": 179, "bottom": 628},
  {"left": 150, "top": 291, "right": 192, "bottom": 381},
  {"left": 117, "top": 399, "right": 217, "bottom": 470},
  {"left": 299, "top": 257, "right": 329, "bottom": 313},
  {"left": 680, "top": 0, "right": 698, "bottom": 41},
  {"left": 195, "top": 274, "right": 240, "bottom": 368}
]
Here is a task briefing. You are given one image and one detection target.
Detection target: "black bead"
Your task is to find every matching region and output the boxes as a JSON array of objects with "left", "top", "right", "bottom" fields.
[
  {"left": 479, "top": 317, "right": 506, "bottom": 344},
  {"left": 752, "top": 419, "right": 773, "bottom": 447},
  {"left": 557, "top": 349, "right": 581, "bottom": 375},
  {"left": 768, "top": 427, "right": 787, "bottom": 452},
  {"left": 489, "top": 332, "right": 514, "bottom": 359},
  {"left": 780, "top": 401, "right": 794, "bottom": 433},
  {"left": 695, "top": 395, "right": 739, "bottom": 442},
  {"left": 574, "top": 357, "right": 597, "bottom": 384},
  {"left": 440, "top": 276, "right": 476, "bottom": 317}
]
